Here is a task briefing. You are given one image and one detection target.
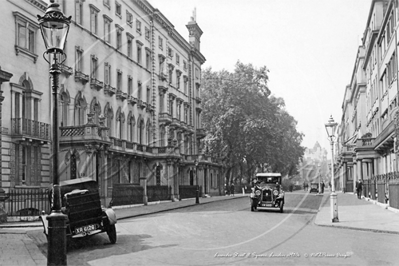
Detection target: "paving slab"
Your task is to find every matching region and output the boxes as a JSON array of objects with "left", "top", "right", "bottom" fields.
[{"left": 314, "top": 191, "right": 399, "bottom": 234}]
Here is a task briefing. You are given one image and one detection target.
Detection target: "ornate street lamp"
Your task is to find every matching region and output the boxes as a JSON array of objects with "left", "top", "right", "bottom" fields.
[
  {"left": 325, "top": 115, "right": 339, "bottom": 223},
  {"left": 194, "top": 159, "right": 200, "bottom": 204},
  {"left": 37, "top": 1, "right": 71, "bottom": 265},
  {"left": 317, "top": 163, "right": 321, "bottom": 194}
]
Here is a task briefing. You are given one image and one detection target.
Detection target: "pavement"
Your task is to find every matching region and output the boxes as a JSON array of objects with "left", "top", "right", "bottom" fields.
[
  {"left": 315, "top": 191, "right": 399, "bottom": 234},
  {"left": 0, "top": 191, "right": 398, "bottom": 265}
]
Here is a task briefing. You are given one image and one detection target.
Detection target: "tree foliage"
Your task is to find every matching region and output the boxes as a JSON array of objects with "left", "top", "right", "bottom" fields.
[{"left": 201, "top": 62, "right": 305, "bottom": 184}]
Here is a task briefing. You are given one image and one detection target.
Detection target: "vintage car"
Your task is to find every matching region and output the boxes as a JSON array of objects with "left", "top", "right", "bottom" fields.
[
  {"left": 250, "top": 173, "right": 284, "bottom": 213},
  {"left": 309, "top": 183, "right": 319, "bottom": 193},
  {"left": 40, "top": 177, "right": 117, "bottom": 244}
]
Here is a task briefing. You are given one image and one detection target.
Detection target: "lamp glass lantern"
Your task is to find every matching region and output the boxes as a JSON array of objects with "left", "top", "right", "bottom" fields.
[
  {"left": 325, "top": 115, "right": 338, "bottom": 140},
  {"left": 37, "top": 1, "right": 71, "bottom": 58}
]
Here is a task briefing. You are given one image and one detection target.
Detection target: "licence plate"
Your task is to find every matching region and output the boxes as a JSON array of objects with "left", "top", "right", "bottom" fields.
[{"left": 75, "top": 224, "right": 99, "bottom": 234}]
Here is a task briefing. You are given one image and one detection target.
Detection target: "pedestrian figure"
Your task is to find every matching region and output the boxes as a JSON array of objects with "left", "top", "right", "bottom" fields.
[
  {"left": 224, "top": 184, "right": 229, "bottom": 196},
  {"left": 356, "top": 180, "right": 363, "bottom": 199},
  {"left": 230, "top": 183, "right": 235, "bottom": 196},
  {"left": 321, "top": 182, "right": 325, "bottom": 193}
]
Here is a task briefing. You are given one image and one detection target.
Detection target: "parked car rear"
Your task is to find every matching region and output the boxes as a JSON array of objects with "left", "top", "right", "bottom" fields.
[{"left": 40, "top": 177, "right": 117, "bottom": 244}]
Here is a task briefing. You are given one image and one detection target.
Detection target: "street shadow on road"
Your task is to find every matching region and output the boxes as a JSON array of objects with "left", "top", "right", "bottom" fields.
[
  {"left": 28, "top": 230, "right": 178, "bottom": 266},
  {"left": 254, "top": 208, "right": 319, "bottom": 215}
]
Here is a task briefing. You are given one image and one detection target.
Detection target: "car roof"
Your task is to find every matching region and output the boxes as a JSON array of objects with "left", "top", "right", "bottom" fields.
[
  {"left": 255, "top": 173, "right": 282, "bottom": 177},
  {"left": 59, "top": 177, "right": 99, "bottom": 196},
  {"left": 60, "top": 177, "right": 97, "bottom": 186}
]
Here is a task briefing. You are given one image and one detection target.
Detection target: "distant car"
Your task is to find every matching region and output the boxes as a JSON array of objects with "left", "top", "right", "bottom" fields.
[
  {"left": 250, "top": 173, "right": 285, "bottom": 213},
  {"left": 40, "top": 177, "right": 117, "bottom": 244},
  {"left": 309, "top": 183, "right": 319, "bottom": 193}
]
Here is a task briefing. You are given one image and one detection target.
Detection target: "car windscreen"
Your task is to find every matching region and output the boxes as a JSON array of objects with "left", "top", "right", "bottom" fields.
[{"left": 257, "top": 176, "right": 280, "bottom": 184}]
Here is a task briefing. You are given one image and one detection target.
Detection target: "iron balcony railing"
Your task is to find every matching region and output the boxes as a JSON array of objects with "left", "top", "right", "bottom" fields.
[
  {"left": 11, "top": 118, "right": 50, "bottom": 140},
  {"left": 60, "top": 124, "right": 111, "bottom": 145}
]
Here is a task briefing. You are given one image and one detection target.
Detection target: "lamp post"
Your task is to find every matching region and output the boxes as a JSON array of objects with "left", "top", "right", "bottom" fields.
[
  {"left": 194, "top": 159, "right": 199, "bottom": 204},
  {"left": 325, "top": 115, "right": 339, "bottom": 223},
  {"left": 318, "top": 163, "right": 321, "bottom": 194},
  {"left": 37, "top": 1, "right": 71, "bottom": 265}
]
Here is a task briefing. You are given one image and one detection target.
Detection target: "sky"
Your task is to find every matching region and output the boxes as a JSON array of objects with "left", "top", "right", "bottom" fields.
[{"left": 149, "top": 0, "right": 372, "bottom": 150}]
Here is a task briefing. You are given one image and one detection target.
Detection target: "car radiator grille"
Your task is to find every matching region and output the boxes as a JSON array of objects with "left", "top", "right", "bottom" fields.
[{"left": 262, "top": 189, "right": 272, "bottom": 201}]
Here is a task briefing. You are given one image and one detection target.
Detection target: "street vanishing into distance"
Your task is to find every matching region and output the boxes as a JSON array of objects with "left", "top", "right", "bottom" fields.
[{"left": 28, "top": 191, "right": 399, "bottom": 266}]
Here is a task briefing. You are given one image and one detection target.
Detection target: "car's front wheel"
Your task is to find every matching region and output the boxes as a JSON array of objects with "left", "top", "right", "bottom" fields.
[
  {"left": 279, "top": 201, "right": 284, "bottom": 213},
  {"left": 107, "top": 224, "right": 117, "bottom": 244}
]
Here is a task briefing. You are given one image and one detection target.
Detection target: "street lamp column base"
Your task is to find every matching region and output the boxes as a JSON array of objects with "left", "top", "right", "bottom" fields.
[
  {"left": 196, "top": 186, "right": 200, "bottom": 204},
  {"left": 47, "top": 211, "right": 68, "bottom": 266},
  {"left": 330, "top": 192, "right": 339, "bottom": 223}
]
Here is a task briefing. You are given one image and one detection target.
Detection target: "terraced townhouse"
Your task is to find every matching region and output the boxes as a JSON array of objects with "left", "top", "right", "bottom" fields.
[{"left": 0, "top": 0, "right": 223, "bottom": 217}]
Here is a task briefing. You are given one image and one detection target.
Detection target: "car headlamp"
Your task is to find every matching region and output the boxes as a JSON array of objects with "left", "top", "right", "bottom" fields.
[
  {"left": 273, "top": 190, "right": 279, "bottom": 196},
  {"left": 255, "top": 190, "right": 261, "bottom": 196}
]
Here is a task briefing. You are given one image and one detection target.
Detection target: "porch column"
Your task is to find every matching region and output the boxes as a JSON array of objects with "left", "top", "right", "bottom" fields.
[
  {"left": 0, "top": 68, "right": 12, "bottom": 191},
  {"left": 371, "top": 158, "right": 375, "bottom": 173},
  {"left": 353, "top": 160, "right": 357, "bottom": 193},
  {"left": 358, "top": 159, "right": 363, "bottom": 181},
  {"left": 98, "top": 149, "right": 107, "bottom": 206},
  {"left": 362, "top": 160, "right": 370, "bottom": 180},
  {"left": 84, "top": 145, "right": 96, "bottom": 179},
  {"left": 347, "top": 163, "right": 354, "bottom": 193},
  {"left": 367, "top": 159, "right": 374, "bottom": 179},
  {"left": 167, "top": 159, "right": 178, "bottom": 201},
  {"left": 0, "top": 68, "right": 12, "bottom": 223},
  {"left": 203, "top": 165, "right": 208, "bottom": 195},
  {"left": 198, "top": 165, "right": 203, "bottom": 197},
  {"left": 140, "top": 177, "right": 148, "bottom": 205}
]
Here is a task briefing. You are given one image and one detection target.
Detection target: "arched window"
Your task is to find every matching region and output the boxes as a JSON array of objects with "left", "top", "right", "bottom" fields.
[
  {"left": 190, "top": 170, "right": 194, "bottom": 185},
  {"left": 128, "top": 114, "right": 135, "bottom": 142},
  {"left": 66, "top": 149, "right": 80, "bottom": 180},
  {"left": 59, "top": 89, "right": 70, "bottom": 127},
  {"left": 74, "top": 93, "right": 87, "bottom": 126},
  {"left": 104, "top": 103, "right": 114, "bottom": 137},
  {"left": 160, "top": 126, "right": 165, "bottom": 147},
  {"left": 90, "top": 98, "right": 101, "bottom": 125},
  {"left": 184, "top": 135, "right": 189, "bottom": 154},
  {"left": 70, "top": 150, "right": 79, "bottom": 179},
  {"left": 138, "top": 117, "right": 144, "bottom": 145},
  {"left": 116, "top": 107, "right": 125, "bottom": 139},
  {"left": 156, "top": 165, "right": 161, "bottom": 185},
  {"left": 146, "top": 119, "right": 151, "bottom": 146}
]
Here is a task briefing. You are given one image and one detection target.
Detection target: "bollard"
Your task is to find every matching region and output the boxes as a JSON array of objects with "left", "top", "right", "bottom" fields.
[{"left": 47, "top": 211, "right": 67, "bottom": 265}]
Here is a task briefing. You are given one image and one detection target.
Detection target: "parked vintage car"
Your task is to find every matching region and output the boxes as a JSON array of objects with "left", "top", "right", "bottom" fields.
[
  {"left": 309, "top": 183, "right": 319, "bottom": 193},
  {"left": 250, "top": 173, "right": 285, "bottom": 213},
  {"left": 40, "top": 177, "right": 117, "bottom": 244}
]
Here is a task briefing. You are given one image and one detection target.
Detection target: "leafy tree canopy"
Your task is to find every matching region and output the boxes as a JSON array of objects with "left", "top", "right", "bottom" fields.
[{"left": 201, "top": 61, "right": 305, "bottom": 183}]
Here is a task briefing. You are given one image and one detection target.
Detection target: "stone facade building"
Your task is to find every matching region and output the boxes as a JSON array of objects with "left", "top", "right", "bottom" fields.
[
  {"left": 0, "top": 0, "right": 223, "bottom": 209},
  {"left": 337, "top": 0, "right": 399, "bottom": 204}
]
